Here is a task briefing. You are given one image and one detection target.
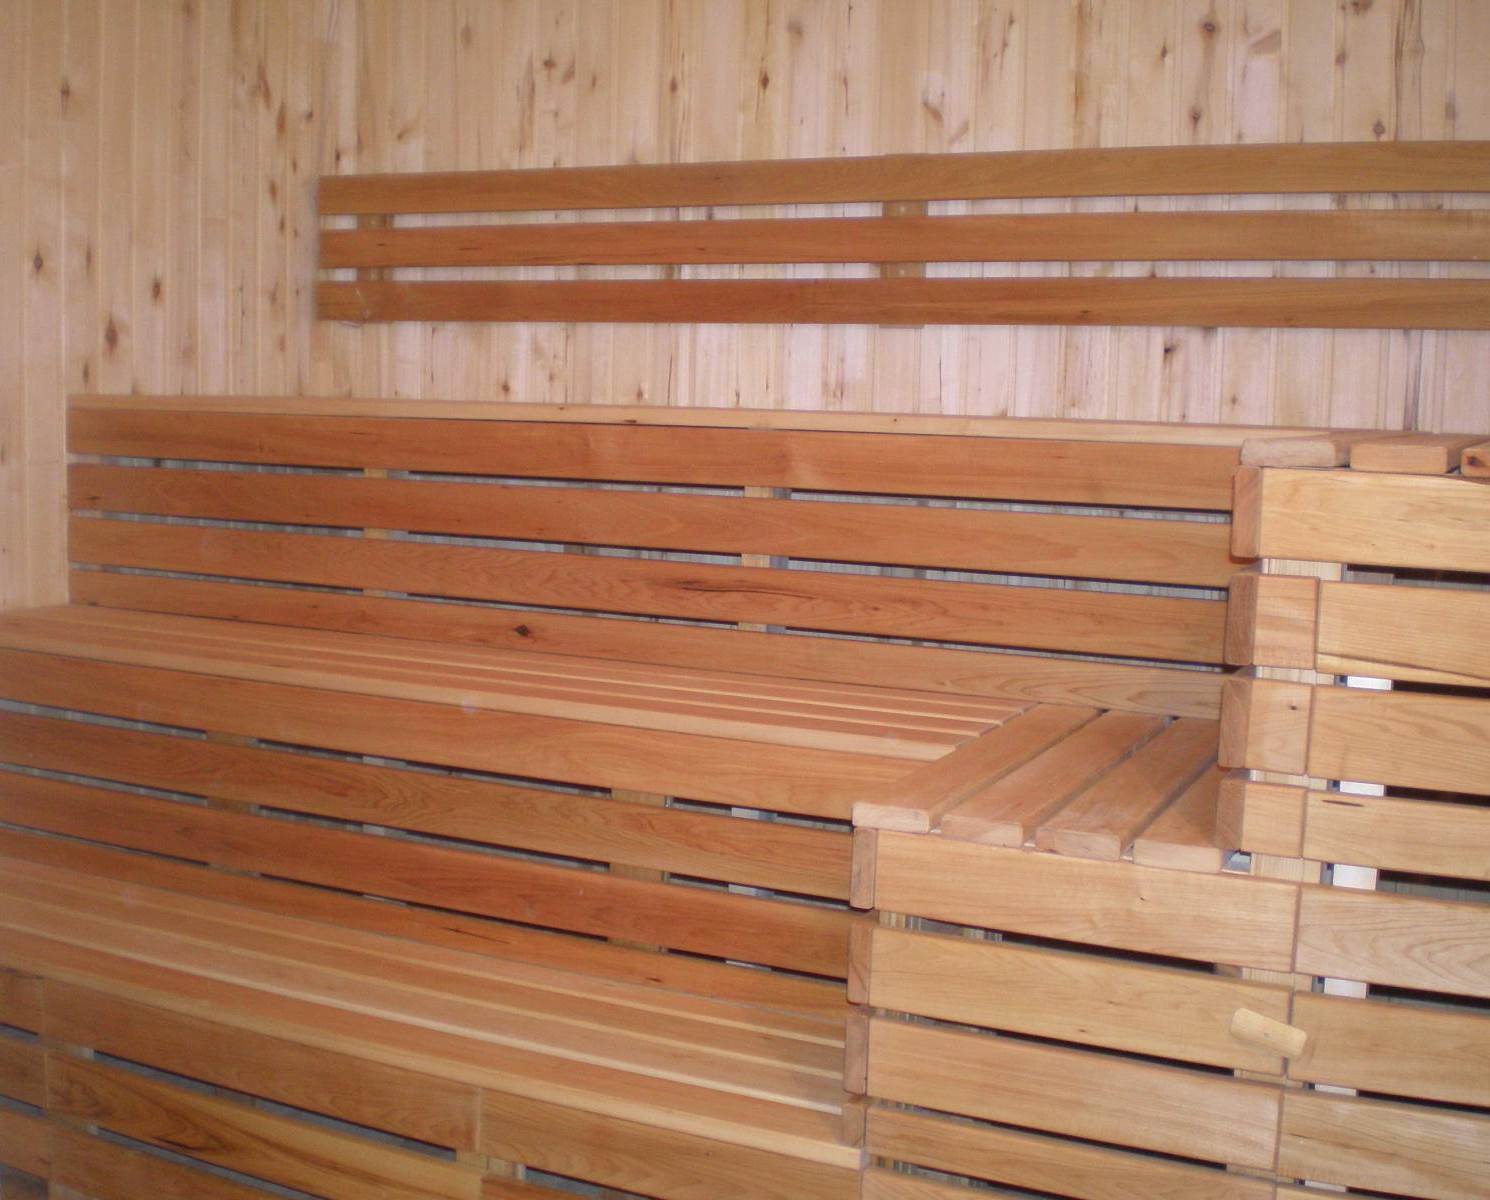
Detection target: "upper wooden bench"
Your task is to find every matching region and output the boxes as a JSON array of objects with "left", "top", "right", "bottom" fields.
[
  {"left": 317, "top": 140, "right": 1490, "bottom": 329},
  {"left": 0, "top": 393, "right": 1305, "bottom": 1199}
]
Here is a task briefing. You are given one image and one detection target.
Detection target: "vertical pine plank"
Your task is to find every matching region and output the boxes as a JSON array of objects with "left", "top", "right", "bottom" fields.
[
  {"left": 62, "top": 0, "right": 102, "bottom": 403},
  {"left": 197, "top": 0, "right": 231, "bottom": 393},
  {"left": 1220, "top": 0, "right": 1283, "bottom": 427},
  {"left": 131, "top": 0, "right": 171, "bottom": 393},
  {"left": 23, "top": 0, "right": 66, "bottom": 606},
  {"left": 169, "top": 0, "right": 202, "bottom": 394},
  {"left": 385, "top": 0, "right": 426, "bottom": 399},
  {"left": 96, "top": 0, "right": 136, "bottom": 394},
  {"left": 0, "top": 1, "right": 29, "bottom": 609},
  {"left": 420, "top": 0, "right": 459, "bottom": 401},
  {"left": 569, "top": 0, "right": 616, "bottom": 406},
  {"left": 283, "top": 0, "right": 322, "bottom": 393}
]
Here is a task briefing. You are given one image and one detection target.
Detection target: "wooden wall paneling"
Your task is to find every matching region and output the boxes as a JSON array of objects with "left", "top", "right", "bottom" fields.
[
  {"left": 131, "top": 0, "right": 169, "bottom": 395},
  {"left": 197, "top": 0, "right": 231, "bottom": 394},
  {"left": 1, "top": 5, "right": 27, "bottom": 611},
  {"left": 1223, "top": 0, "right": 1284, "bottom": 426}
]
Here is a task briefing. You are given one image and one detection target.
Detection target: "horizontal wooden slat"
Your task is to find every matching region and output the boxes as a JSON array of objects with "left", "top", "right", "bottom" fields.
[
  {"left": 50, "top": 1126, "right": 279, "bottom": 1200},
  {"left": 1238, "top": 467, "right": 1490, "bottom": 570},
  {"left": 316, "top": 142, "right": 1490, "bottom": 214},
  {"left": 1215, "top": 775, "right": 1306, "bottom": 858},
  {"left": 0, "top": 710, "right": 851, "bottom": 898},
  {"left": 1463, "top": 440, "right": 1490, "bottom": 476},
  {"left": 1278, "top": 1089, "right": 1490, "bottom": 1200},
  {"left": 0, "top": 828, "right": 845, "bottom": 1018},
  {"left": 1297, "top": 885, "right": 1490, "bottom": 998},
  {"left": 67, "top": 407, "right": 1242, "bottom": 509},
  {"left": 0, "top": 1107, "right": 49, "bottom": 1179},
  {"left": 1132, "top": 765, "right": 1230, "bottom": 873},
  {"left": 871, "top": 832, "right": 1297, "bottom": 971},
  {"left": 866, "top": 925, "right": 1290, "bottom": 1072},
  {"left": 1316, "top": 580, "right": 1490, "bottom": 687},
  {"left": 0, "top": 773, "right": 852, "bottom": 977},
  {"left": 70, "top": 573, "right": 1225, "bottom": 719},
  {"left": 1308, "top": 685, "right": 1490, "bottom": 798},
  {"left": 0, "top": 1033, "right": 42, "bottom": 1106},
  {"left": 1291, "top": 990, "right": 1490, "bottom": 1108},
  {"left": 1034, "top": 717, "right": 1217, "bottom": 860},
  {"left": 867, "top": 1017, "right": 1280, "bottom": 1168},
  {"left": 0, "top": 645, "right": 904, "bottom": 818},
  {"left": 44, "top": 982, "right": 480, "bottom": 1149},
  {"left": 0, "top": 969, "right": 41, "bottom": 1032},
  {"left": 1350, "top": 432, "right": 1490, "bottom": 473},
  {"left": 317, "top": 276, "right": 1490, "bottom": 330},
  {"left": 479, "top": 1090, "right": 860, "bottom": 1200},
  {"left": 862, "top": 1169, "right": 1024, "bottom": 1200},
  {"left": 1303, "top": 790, "right": 1490, "bottom": 882},
  {"left": 866, "top": 1106, "right": 1275, "bottom": 1200},
  {"left": 320, "top": 209, "right": 1490, "bottom": 267},
  {"left": 65, "top": 392, "right": 1336, "bottom": 449},
  {"left": 69, "top": 519, "right": 1226, "bottom": 662},
  {"left": 938, "top": 711, "right": 1167, "bottom": 846},
  {"left": 47, "top": 1053, "right": 483, "bottom": 1200},
  {"left": 70, "top": 463, "right": 1238, "bottom": 587},
  {"left": 853, "top": 706, "right": 1097, "bottom": 833}
]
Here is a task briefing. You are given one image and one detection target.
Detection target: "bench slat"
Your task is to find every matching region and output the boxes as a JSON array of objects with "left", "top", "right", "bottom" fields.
[
  {"left": 1278, "top": 1089, "right": 1490, "bottom": 1200},
  {"left": 69, "top": 573, "right": 1226, "bottom": 719},
  {"left": 1131, "top": 765, "right": 1230, "bottom": 873},
  {"left": 867, "top": 1016, "right": 1280, "bottom": 1169},
  {"left": 1034, "top": 718, "right": 1217, "bottom": 860},
  {"left": 0, "top": 647, "right": 906, "bottom": 818},
  {"left": 0, "top": 1034, "right": 42, "bottom": 1107},
  {"left": 0, "top": 710, "right": 853, "bottom": 898},
  {"left": 69, "top": 519, "right": 1227, "bottom": 663},
  {"left": 70, "top": 463, "right": 1239, "bottom": 587},
  {"left": 0, "top": 1108, "right": 48, "bottom": 1182},
  {"left": 0, "top": 775, "right": 853, "bottom": 978},
  {"left": 866, "top": 1106, "right": 1274, "bottom": 1200},
  {"left": 317, "top": 275, "right": 1490, "bottom": 331},
  {"left": 1291, "top": 991, "right": 1490, "bottom": 1108},
  {"left": 1301, "top": 791, "right": 1490, "bottom": 883},
  {"left": 319, "top": 209, "right": 1490, "bottom": 268},
  {"left": 872, "top": 832, "right": 1297, "bottom": 972},
  {"left": 45, "top": 981, "right": 481, "bottom": 1149},
  {"left": 866, "top": 926, "right": 1289, "bottom": 1073},
  {"left": 68, "top": 408, "right": 1241, "bottom": 510},
  {"left": 50, "top": 1125, "right": 280, "bottom": 1200},
  {"left": 47, "top": 1053, "right": 483, "bottom": 1200},
  {"left": 316, "top": 142, "right": 1490, "bottom": 214},
  {"left": 1316, "top": 579, "right": 1490, "bottom": 687}
]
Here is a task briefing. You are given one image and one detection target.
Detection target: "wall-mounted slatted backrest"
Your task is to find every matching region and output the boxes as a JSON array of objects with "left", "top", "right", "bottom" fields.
[
  {"left": 66, "top": 395, "right": 1254, "bottom": 676},
  {"left": 317, "top": 141, "right": 1490, "bottom": 330},
  {"left": 1218, "top": 455, "right": 1490, "bottom": 1200}
]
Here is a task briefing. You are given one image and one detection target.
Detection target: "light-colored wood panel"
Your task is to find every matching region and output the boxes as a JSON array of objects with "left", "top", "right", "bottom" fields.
[
  {"left": 321, "top": 208, "right": 1490, "bottom": 268},
  {"left": 69, "top": 573, "right": 1226, "bottom": 719},
  {"left": 1223, "top": 570, "right": 1318, "bottom": 669},
  {"left": 320, "top": 275, "right": 1490, "bottom": 331},
  {"left": 479, "top": 1090, "right": 860, "bottom": 1200},
  {"left": 318, "top": 141, "right": 1490, "bottom": 213},
  {"left": 1350, "top": 432, "right": 1489, "bottom": 472},
  {"left": 1216, "top": 775, "right": 1306, "bottom": 858},
  {"left": 871, "top": 831, "right": 1298, "bottom": 971},
  {"left": 1317, "top": 579, "right": 1490, "bottom": 687},
  {"left": 1132, "top": 765, "right": 1230, "bottom": 873},
  {"left": 1291, "top": 990, "right": 1490, "bottom": 1107},
  {"left": 1278, "top": 1089, "right": 1490, "bottom": 1200},
  {"left": 69, "top": 518, "right": 1226, "bottom": 662},
  {"left": 46, "top": 1053, "right": 483, "bottom": 1200},
  {"left": 867, "top": 925, "right": 1290, "bottom": 1071},
  {"left": 1297, "top": 885, "right": 1490, "bottom": 998},
  {"left": 69, "top": 462, "right": 1239, "bottom": 587},
  {"left": 867, "top": 1017, "right": 1280, "bottom": 1168},
  {"left": 1245, "top": 467, "right": 1490, "bottom": 571},
  {"left": 866, "top": 1106, "right": 1275, "bottom": 1200}
]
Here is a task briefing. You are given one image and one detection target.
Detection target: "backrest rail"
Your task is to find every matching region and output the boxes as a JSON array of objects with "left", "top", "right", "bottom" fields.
[
  {"left": 318, "top": 141, "right": 1490, "bottom": 214},
  {"left": 319, "top": 210, "right": 1490, "bottom": 269}
]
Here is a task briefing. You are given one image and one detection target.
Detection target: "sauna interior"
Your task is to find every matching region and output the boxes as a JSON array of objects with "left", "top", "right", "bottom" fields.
[{"left": 1, "top": 4, "right": 1489, "bottom": 1200}]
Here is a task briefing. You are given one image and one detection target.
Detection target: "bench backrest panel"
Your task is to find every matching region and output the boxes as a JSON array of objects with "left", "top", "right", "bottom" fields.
[
  {"left": 68, "top": 399, "right": 1243, "bottom": 668},
  {"left": 315, "top": 141, "right": 1490, "bottom": 330}
]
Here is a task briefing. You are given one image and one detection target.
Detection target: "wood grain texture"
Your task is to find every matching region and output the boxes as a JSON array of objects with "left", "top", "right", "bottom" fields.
[
  {"left": 1317, "top": 579, "right": 1490, "bottom": 687},
  {"left": 866, "top": 1106, "right": 1274, "bottom": 1200},
  {"left": 871, "top": 832, "right": 1298, "bottom": 971},
  {"left": 7, "top": 3, "right": 1490, "bottom": 610},
  {"left": 867, "top": 1017, "right": 1280, "bottom": 1168},
  {"left": 319, "top": 276, "right": 1490, "bottom": 330},
  {"left": 49, "top": 1126, "right": 280, "bottom": 1200},
  {"left": 0, "top": 1107, "right": 49, "bottom": 1179}
]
